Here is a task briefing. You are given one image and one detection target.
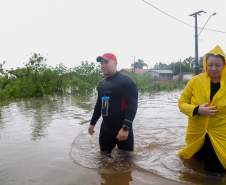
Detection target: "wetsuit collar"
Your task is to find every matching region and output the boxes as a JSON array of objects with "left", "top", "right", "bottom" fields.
[{"left": 105, "top": 71, "right": 119, "bottom": 79}]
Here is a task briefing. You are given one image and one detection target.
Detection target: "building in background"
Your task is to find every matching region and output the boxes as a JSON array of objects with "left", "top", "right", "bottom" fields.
[{"left": 149, "top": 69, "right": 173, "bottom": 81}]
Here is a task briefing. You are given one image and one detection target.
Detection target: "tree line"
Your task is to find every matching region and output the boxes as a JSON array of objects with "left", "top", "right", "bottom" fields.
[
  {"left": 131, "top": 56, "right": 203, "bottom": 74},
  {"left": 0, "top": 53, "right": 102, "bottom": 103}
]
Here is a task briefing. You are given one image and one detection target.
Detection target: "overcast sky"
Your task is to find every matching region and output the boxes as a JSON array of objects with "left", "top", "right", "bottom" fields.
[{"left": 0, "top": 0, "right": 226, "bottom": 70}]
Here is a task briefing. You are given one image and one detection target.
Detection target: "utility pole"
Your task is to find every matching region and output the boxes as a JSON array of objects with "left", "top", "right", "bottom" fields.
[
  {"left": 133, "top": 56, "right": 136, "bottom": 72},
  {"left": 179, "top": 59, "right": 182, "bottom": 81},
  {"left": 189, "top": 10, "right": 206, "bottom": 75}
]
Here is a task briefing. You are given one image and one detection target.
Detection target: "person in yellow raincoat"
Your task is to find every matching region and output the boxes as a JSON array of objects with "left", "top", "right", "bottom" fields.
[{"left": 178, "top": 45, "right": 226, "bottom": 172}]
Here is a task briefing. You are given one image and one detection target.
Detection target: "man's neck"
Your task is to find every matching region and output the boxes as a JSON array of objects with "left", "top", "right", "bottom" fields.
[{"left": 105, "top": 71, "right": 117, "bottom": 78}]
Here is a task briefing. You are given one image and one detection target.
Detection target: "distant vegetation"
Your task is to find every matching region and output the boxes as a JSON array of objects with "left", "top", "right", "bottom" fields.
[
  {"left": 132, "top": 56, "right": 203, "bottom": 74},
  {"left": 127, "top": 72, "right": 186, "bottom": 93},
  {"left": 153, "top": 56, "right": 203, "bottom": 74},
  {"left": 0, "top": 53, "right": 187, "bottom": 105},
  {"left": 0, "top": 53, "right": 102, "bottom": 104}
]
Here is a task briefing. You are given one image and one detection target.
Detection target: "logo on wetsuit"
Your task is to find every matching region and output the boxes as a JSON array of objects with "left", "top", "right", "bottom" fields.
[{"left": 101, "top": 96, "right": 110, "bottom": 116}]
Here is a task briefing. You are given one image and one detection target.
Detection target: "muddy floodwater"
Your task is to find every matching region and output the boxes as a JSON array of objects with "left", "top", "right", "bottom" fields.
[{"left": 1, "top": 91, "right": 226, "bottom": 185}]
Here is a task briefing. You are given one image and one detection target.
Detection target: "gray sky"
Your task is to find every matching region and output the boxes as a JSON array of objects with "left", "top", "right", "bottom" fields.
[{"left": 0, "top": 0, "right": 226, "bottom": 70}]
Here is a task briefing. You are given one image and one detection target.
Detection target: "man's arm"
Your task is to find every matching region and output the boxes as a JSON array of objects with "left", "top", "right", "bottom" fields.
[
  {"left": 88, "top": 88, "right": 101, "bottom": 135},
  {"left": 116, "top": 78, "right": 138, "bottom": 141},
  {"left": 123, "top": 79, "right": 138, "bottom": 129},
  {"left": 90, "top": 90, "right": 101, "bottom": 126}
]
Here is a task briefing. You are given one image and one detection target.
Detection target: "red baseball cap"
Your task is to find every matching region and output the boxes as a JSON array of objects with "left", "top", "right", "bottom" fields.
[{"left": 96, "top": 53, "right": 117, "bottom": 63}]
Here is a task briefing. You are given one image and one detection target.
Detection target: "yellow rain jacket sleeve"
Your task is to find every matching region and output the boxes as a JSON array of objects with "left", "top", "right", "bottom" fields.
[{"left": 178, "top": 45, "right": 226, "bottom": 169}]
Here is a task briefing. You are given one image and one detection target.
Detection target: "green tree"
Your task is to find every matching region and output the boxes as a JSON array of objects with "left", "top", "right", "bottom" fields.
[{"left": 131, "top": 59, "right": 148, "bottom": 69}]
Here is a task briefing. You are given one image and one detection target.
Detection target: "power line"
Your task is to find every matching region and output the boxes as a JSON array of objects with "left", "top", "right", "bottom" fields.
[
  {"left": 198, "top": 13, "right": 214, "bottom": 36},
  {"left": 141, "top": 0, "right": 226, "bottom": 34},
  {"left": 141, "top": 0, "right": 193, "bottom": 28},
  {"left": 203, "top": 27, "right": 226, "bottom": 34}
]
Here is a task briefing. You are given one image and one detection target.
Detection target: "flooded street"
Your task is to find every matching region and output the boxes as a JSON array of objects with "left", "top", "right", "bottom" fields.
[{"left": 0, "top": 91, "right": 226, "bottom": 185}]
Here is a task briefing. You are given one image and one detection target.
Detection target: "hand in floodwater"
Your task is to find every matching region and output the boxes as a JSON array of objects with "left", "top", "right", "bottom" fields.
[
  {"left": 116, "top": 128, "right": 129, "bottom": 141},
  {"left": 198, "top": 103, "right": 217, "bottom": 116},
  {"left": 88, "top": 125, "right": 95, "bottom": 135}
]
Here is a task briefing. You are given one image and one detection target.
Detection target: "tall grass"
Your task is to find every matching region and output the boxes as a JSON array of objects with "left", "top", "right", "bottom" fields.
[{"left": 127, "top": 72, "right": 186, "bottom": 93}]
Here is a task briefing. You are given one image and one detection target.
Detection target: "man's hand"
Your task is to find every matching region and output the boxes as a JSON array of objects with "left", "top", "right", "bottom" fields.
[
  {"left": 198, "top": 103, "right": 217, "bottom": 116},
  {"left": 88, "top": 125, "right": 95, "bottom": 135},
  {"left": 116, "top": 128, "right": 129, "bottom": 141}
]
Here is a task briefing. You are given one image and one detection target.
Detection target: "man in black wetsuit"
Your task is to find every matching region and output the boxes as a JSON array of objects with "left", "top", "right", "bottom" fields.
[{"left": 88, "top": 53, "right": 138, "bottom": 154}]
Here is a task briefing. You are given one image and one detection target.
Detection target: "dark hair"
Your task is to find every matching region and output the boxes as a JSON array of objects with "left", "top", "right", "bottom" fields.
[{"left": 206, "top": 53, "right": 225, "bottom": 63}]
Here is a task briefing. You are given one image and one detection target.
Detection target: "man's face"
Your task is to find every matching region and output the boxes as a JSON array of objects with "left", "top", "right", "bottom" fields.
[
  {"left": 207, "top": 56, "right": 225, "bottom": 79},
  {"left": 100, "top": 59, "right": 117, "bottom": 76}
]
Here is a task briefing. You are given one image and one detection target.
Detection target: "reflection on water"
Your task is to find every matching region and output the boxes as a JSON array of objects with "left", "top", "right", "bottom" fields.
[
  {"left": 100, "top": 170, "right": 132, "bottom": 185},
  {"left": 0, "top": 109, "right": 4, "bottom": 129},
  {"left": 0, "top": 92, "right": 226, "bottom": 185},
  {"left": 70, "top": 131, "right": 134, "bottom": 185},
  {"left": 70, "top": 129, "right": 134, "bottom": 172}
]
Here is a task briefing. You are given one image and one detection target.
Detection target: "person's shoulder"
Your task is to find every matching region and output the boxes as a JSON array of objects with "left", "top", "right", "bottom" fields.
[
  {"left": 97, "top": 77, "right": 105, "bottom": 90},
  {"left": 190, "top": 72, "right": 206, "bottom": 81},
  {"left": 117, "top": 72, "right": 137, "bottom": 88},
  {"left": 117, "top": 72, "right": 134, "bottom": 82},
  {"left": 98, "top": 77, "right": 105, "bottom": 84},
  {"left": 187, "top": 72, "right": 206, "bottom": 86}
]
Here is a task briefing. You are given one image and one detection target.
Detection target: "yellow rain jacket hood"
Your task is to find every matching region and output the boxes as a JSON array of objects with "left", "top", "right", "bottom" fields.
[{"left": 178, "top": 45, "right": 226, "bottom": 169}]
